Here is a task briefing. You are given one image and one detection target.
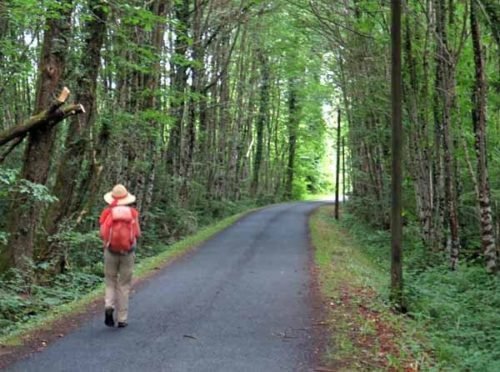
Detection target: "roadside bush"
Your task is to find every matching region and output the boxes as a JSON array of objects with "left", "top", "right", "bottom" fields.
[
  {"left": 49, "top": 227, "right": 103, "bottom": 275},
  {"left": 340, "top": 211, "right": 500, "bottom": 371},
  {"left": 0, "top": 267, "right": 101, "bottom": 338},
  {"left": 407, "top": 265, "right": 500, "bottom": 371}
]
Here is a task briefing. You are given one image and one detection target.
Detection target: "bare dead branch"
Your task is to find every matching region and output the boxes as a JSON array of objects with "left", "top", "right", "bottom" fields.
[{"left": 0, "top": 87, "right": 84, "bottom": 148}]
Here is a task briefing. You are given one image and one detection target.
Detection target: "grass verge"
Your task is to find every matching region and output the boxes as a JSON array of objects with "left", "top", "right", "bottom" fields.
[
  {"left": 0, "top": 209, "right": 253, "bottom": 349},
  {"left": 309, "top": 206, "right": 430, "bottom": 371},
  {"left": 337, "top": 210, "right": 500, "bottom": 371}
]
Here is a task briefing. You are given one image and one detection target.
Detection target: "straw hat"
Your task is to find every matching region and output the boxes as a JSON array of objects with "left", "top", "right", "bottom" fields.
[{"left": 104, "top": 184, "right": 136, "bottom": 205}]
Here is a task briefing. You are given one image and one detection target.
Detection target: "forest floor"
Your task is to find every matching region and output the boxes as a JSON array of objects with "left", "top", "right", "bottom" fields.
[{"left": 310, "top": 206, "right": 429, "bottom": 371}]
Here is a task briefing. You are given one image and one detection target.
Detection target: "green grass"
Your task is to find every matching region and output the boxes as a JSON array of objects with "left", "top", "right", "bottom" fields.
[
  {"left": 0, "top": 209, "right": 254, "bottom": 347},
  {"left": 330, "top": 209, "right": 500, "bottom": 372},
  {"left": 309, "top": 206, "right": 430, "bottom": 371}
]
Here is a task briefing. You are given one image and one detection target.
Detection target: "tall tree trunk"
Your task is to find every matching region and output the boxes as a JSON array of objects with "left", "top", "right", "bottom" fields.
[
  {"left": 434, "top": 0, "right": 461, "bottom": 268},
  {"left": 215, "top": 35, "right": 231, "bottom": 199},
  {"left": 404, "top": 13, "right": 434, "bottom": 250},
  {"left": 180, "top": 0, "right": 202, "bottom": 204},
  {"left": 470, "top": 0, "right": 497, "bottom": 273},
  {"left": 390, "top": 0, "right": 404, "bottom": 310},
  {"left": 39, "top": 0, "right": 108, "bottom": 272},
  {"left": 0, "top": 1, "right": 73, "bottom": 272},
  {"left": 285, "top": 77, "right": 299, "bottom": 200},
  {"left": 251, "top": 50, "right": 270, "bottom": 196},
  {"left": 228, "top": 25, "right": 248, "bottom": 199},
  {"left": 334, "top": 109, "right": 341, "bottom": 220},
  {"left": 342, "top": 136, "right": 346, "bottom": 198},
  {"left": 137, "top": 0, "right": 168, "bottom": 215},
  {"left": 165, "top": 0, "right": 189, "bottom": 178}
]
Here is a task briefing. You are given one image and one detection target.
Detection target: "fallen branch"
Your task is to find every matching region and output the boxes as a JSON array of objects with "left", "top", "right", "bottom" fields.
[
  {"left": 0, "top": 87, "right": 85, "bottom": 147},
  {"left": 0, "top": 135, "right": 25, "bottom": 163}
]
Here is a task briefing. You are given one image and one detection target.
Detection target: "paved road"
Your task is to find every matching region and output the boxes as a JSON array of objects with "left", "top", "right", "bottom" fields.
[{"left": 7, "top": 202, "right": 323, "bottom": 372}]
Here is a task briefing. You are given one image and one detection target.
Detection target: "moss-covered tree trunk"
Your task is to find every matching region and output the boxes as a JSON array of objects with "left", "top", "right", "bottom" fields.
[
  {"left": 0, "top": 1, "right": 73, "bottom": 273},
  {"left": 38, "top": 0, "right": 108, "bottom": 273}
]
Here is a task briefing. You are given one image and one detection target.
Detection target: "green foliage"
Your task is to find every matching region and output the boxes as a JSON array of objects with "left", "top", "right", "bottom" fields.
[
  {"left": 0, "top": 266, "right": 101, "bottom": 337},
  {"left": 407, "top": 265, "right": 500, "bottom": 371},
  {"left": 48, "top": 227, "right": 103, "bottom": 275},
  {"left": 147, "top": 206, "right": 199, "bottom": 244},
  {"left": 340, "top": 210, "right": 500, "bottom": 371},
  {"left": 0, "top": 168, "right": 58, "bottom": 205}
]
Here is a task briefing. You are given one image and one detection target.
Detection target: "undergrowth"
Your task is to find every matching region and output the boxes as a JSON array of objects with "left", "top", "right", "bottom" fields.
[
  {"left": 310, "top": 206, "right": 427, "bottom": 371},
  {"left": 340, "top": 212, "right": 500, "bottom": 371}
]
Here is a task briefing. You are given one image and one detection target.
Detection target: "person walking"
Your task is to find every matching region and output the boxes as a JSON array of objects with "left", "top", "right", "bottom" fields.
[{"left": 99, "top": 184, "right": 141, "bottom": 328}]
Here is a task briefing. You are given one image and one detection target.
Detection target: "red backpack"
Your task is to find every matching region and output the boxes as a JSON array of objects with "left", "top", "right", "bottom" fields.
[{"left": 100, "top": 206, "right": 138, "bottom": 252}]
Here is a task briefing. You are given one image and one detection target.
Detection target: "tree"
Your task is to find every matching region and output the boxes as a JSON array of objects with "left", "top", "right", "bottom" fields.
[
  {"left": 40, "top": 0, "right": 110, "bottom": 273},
  {"left": 390, "top": 0, "right": 403, "bottom": 309},
  {"left": 1, "top": 0, "right": 74, "bottom": 272},
  {"left": 470, "top": 0, "right": 497, "bottom": 273},
  {"left": 285, "top": 77, "right": 299, "bottom": 199},
  {"left": 334, "top": 108, "right": 341, "bottom": 219}
]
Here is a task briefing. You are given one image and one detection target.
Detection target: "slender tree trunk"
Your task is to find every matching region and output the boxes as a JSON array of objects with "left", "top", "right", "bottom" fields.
[
  {"left": 141, "top": 0, "right": 168, "bottom": 216},
  {"left": 251, "top": 50, "right": 270, "bottom": 196},
  {"left": 390, "top": 0, "right": 404, "bottom": 310},
  {"left": 229, "top": 25, "right": 248, "bottom": 199},
  {"left": 180, "top": 0, "right": 202, "bottom": 204},
  {"left": 342, "top": 136, "right": 346, "bottom": 198},
  {"left": 285, "top": 77, "right": 299, "bottom": 200},
  {"left": 215, "top": 35, "right": 231, "bottom": 199},
  {"left": 470, "top": 0, "right": 497, "bottom": 273},
  {"left": 334, "top": 109, "right": 341, "bottom": 220}
]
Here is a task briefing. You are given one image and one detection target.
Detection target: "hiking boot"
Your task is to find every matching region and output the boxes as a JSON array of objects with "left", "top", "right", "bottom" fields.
[
  {"left": 104, "top": 308, "right": 115, "bottom": 327},
  {"left": 117, "top": 321, "right": 128, "bottom": 328}
]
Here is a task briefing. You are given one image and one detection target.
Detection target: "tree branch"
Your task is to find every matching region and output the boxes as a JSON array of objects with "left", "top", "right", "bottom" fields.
[
  {"left": 0, "top": 135, "right": 25, "bottom": 163},
  {"left": 0, "top": 87, "right": 85, "bottom": 147}
]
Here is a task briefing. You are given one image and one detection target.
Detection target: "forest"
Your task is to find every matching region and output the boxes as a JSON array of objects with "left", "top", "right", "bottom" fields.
[{"left": 0, "top": 0, "right": 499, "bottom": 370}]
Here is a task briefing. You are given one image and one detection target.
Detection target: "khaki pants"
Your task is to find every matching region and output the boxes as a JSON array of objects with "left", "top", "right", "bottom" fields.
[{"left": 104, "top": 249, "right": 135, "bottom": 323}]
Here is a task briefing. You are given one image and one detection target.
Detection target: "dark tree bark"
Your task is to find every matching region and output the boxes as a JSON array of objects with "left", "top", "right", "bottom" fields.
[
  {"left": 39, "top": 0, "right": 109, "bottom": 272},
  {"left": 0, "top": 89, "right": 81, "bottom": 148},
  {"left": 0, "top": 1, "right": 73, "bottom": 272},
  {"left": 251, "top": 50, "right": 270, "bottom": 196},
  {"left": 390, "top": 0, "right": 404, "bottom": 310}
]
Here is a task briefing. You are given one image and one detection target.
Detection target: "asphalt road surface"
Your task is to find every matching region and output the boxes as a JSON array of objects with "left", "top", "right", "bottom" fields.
[{"left": 7, "top": 202, "right": 324, "bottom": 372}]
